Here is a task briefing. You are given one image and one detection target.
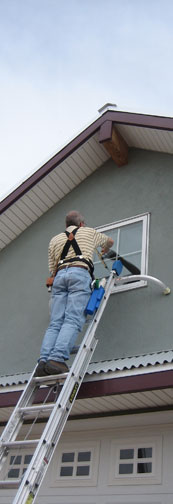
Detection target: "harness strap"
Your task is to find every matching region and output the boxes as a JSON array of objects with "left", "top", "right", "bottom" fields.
[
  {"left": 60, "top": 227, "right": 81, "bottom": 260},
  {"left": 58, "top": 227, "right": 94, "bottom": 279}
]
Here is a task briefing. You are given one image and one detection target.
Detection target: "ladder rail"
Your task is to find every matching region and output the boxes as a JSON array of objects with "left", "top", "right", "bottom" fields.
[
  {"left": 0, "top": 375, "right": 38, "bottom": 448},
  {"left": 0, "top": 270, "right": 115, "bottom": 448},
  {"left": 12, "top": 339, "right": 99, "bottom": 503},
  {"left": 10, "top": 271, "right": 116, "bottom": 504}
]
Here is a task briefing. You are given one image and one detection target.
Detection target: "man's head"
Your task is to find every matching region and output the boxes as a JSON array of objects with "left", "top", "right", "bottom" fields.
[{"left": 65, "top": 210, "right": 85, "bottom": 228}]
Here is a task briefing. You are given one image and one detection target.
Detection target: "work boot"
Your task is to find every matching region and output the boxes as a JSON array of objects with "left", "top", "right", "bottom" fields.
[
  {"left": 71, "top": 345, "right": 80, "bottom": 355},
  {"left": 34, "top": 361, "right": 47, "bottom": 377},
  {"left": 45, "top": 360, "right": 69, "bottom": 375}
]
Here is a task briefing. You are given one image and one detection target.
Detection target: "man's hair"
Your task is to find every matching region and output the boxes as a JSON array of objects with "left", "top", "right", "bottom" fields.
[{"left": 65, "top": 210, "right": 84, "bottom": 227}]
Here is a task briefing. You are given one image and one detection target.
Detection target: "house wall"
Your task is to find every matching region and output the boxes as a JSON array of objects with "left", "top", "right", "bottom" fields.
[
  {"left": 1, "top": 411, "right": 173, "bottom": 503},
  {"left": 0, "top": 147, "right": 173, "bottom": 375},
  {"left": 38, "top": 414, "right": 173, "bottom": 504}
]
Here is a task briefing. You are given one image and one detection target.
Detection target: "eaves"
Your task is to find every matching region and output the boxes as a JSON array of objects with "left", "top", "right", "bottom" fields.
[
  {"left": 1, "top": 352, "right": 173, "bottom": 423},
  {"left": 1, "top": 108, "right": 173, "bottom": 251}
]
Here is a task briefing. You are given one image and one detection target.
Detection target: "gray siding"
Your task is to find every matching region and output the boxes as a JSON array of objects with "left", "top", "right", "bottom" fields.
[{"left": 0, "top": 148, "right": 173, "bottom": 374}]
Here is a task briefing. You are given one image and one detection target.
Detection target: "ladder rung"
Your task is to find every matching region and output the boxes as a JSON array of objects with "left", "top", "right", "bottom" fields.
[
  {"left": 32, "top": 372, "right": 68, "bottom": 384},
  {"left": 0, "top": 479, "right": 20, "bottom": 489},
  {"left": 1, "top": 440, "right": 39, "bottom": 449},
  {"left": 19, "top": 404, "right": 54, "bottom": 415}
]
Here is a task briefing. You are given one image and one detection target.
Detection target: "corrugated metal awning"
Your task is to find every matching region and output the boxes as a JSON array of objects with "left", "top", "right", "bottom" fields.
[
  {"left": 1, "top": 351, "right": 173, "bottom": 423},
  {"left": 1, "top": 350, "right": 173, "bottom": 387}
]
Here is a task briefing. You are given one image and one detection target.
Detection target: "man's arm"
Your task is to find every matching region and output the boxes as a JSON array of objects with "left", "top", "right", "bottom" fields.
[
  {"left": 101, "top": 237, "right": 114, "bottom": 255},
  {"left": 94, "top": 229, "right": 114, "bottom": 255}
]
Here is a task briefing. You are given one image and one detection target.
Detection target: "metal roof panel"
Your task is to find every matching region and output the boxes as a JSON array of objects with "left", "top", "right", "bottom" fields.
[{"left": 1, "top": 350, "right": 173, "bottom": 387}]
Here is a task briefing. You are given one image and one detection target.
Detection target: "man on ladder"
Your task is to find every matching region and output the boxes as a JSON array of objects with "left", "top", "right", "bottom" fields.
[{"left": 34, "top": 210, "right": 114, "bottom": 377}]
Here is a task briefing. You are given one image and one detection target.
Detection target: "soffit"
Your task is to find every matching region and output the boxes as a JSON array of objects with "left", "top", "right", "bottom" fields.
[
  {"left": 117, "top": 123, "right": 173, "bottom": 153},
  {"left": 0, "top": 133, "right": 109, "bottom": 251},
  {"left": 1, "top": 387, "right": 173, "bottom": 424},
  {"left": 1, "top": 352, "right": 173, "bottom": 423},
  {"left": 72, "top": 387, "right": 173, "bottom": 417}
]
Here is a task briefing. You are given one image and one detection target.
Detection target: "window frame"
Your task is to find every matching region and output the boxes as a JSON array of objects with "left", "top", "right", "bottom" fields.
[
  {"left": 95, "top": 213, "right": 150, "bottom": 294},
  {"left": 1, "top": 449, "right": 33, "bottom": 483},
  {"left": 51, "top": 440, "right": 100, "bottom": 487},
  {"left": 108, "top": 436, "right": 162, "bottom": 485}
]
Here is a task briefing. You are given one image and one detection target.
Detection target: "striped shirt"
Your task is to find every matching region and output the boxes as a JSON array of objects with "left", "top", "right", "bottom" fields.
[{"left": 48, "top": 226, "right": 110, "bottom": 275}]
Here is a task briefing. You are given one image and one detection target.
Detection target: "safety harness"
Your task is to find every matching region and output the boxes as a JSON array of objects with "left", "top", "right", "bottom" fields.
[{"left": 57, "top": 227, "right": 94, "bottom": 278}]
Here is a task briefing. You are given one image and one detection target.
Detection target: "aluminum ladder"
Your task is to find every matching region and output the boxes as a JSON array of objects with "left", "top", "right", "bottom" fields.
[
  {"left": 0, "top": 270, "right": 118, "bottom": 504},
  {"left": 0, "top": 270, "right": 170, "bottom": 504}
]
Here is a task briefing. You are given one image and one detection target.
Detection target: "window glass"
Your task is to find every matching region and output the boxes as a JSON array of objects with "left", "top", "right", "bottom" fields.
[
  {"left": 60, "top": 466, "right": 73, "bottom": 477},
  {"left": 94, "top": 214, "right": 149, "bottom": 292},
  {"left": 62, "top": 452, "right": 74, "bottom": 463},
  {"left": 24, "top": 454, "right": 33, "bottom": 465},
  {"left": 10, "top": 455, "right": 22, "bottom": 465},
  {"left": 119, "top": 222, "right": 143, "bottom": 255},
  {"left": 76, "top": 465, "right": 90, "bottom": 476},
  {"left": 78, "top": 452, "right": 91, "bottom": 462},
  {"left": 120, "top": 449, "right": 134, "bottom": 459},
  {"left": 137, "top": 462, "right": 152, "bottom": 473},
  {"left": 119, "top": 463, "right": 133, "bottom": 474},
  {"left": 8, "top": 468, "right": 20, "bottom": 478},
  {"left": 138, "top": 447, "right": 152, "bottom": 458}
]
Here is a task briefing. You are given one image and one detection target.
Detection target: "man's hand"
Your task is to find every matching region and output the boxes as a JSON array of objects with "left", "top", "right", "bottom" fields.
[
  {"left": 101, "top": 238, "right": 114, "bottom": 255},
  {"left": 46, "top": 277, "right": 54, "bottom": 287}
]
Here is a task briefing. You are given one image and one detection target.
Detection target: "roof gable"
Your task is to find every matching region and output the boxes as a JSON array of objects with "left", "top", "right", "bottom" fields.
[{"left": 1, "top": 108, "right": 173, "bottom": 250}]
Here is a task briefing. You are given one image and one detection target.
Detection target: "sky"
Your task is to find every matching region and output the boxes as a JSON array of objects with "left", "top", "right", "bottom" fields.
[{"left": 1, "top": 0, "right": 173, "bottom": 201}]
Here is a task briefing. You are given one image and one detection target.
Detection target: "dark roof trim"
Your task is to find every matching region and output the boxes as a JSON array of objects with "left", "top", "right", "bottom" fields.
[
  {"left": 1, "top": 110, "right": 173, "bottom": 214},
  {"left": 1, "top": 369, "right": 173, "bottom": 408},
  {"left": 78, "top": 368, "right": 173, "bottom": 399}
]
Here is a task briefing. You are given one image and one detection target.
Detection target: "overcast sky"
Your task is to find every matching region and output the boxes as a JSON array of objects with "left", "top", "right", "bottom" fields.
[{"left": 1, "top": 0, "right": 173, "bottom": 200}]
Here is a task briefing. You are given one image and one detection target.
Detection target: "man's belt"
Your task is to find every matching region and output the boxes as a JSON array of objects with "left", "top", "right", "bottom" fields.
[
  {"left": 46, "top": 257, "right": 94, "bottom": 288},
  {"left": 57, "top": 256, "right": 94, "bottom": 278},
  {"left": 57, "top": 264, "right": 88, "bottom": 271}
]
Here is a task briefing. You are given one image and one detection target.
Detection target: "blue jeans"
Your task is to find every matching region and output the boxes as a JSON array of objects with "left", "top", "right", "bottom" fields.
[{"left": 40, "top": 267, "right": 92, "bottom": 363}]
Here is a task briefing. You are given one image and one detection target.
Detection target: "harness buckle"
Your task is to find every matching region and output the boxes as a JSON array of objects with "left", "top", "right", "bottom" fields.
[{"left": 68, "top": 232, "right": 74, "bottom": 241}]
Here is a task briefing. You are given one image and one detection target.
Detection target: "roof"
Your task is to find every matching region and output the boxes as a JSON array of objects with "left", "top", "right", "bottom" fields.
[
  {"left": 1, "top": 107, "right": 173, "bottom": 251},
  {"left": 1, "top": 350, "right": 173, "bottom": 387},
  {"left": 1, "top": 351, "right": 173, "bottom": 423}
]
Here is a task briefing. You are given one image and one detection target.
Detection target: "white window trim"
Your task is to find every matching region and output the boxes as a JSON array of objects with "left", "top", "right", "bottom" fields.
[
  {"left": 108, "top": 436, "right": 162, "bottom": 485},
  {"left": 95, "top": 213, "right": 150, "bottom": 294},
  {"left": 1, "top": 448, "right": 34, "bottom": 482},
  {"left": 51, "top": 440, "right": 100, "bottom": 487}
]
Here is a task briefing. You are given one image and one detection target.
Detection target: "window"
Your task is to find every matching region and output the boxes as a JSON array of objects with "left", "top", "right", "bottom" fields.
[
  {"left": 119, "top": 446, "right": 152, "bottom": 475},
  {"left": 94, "top": 213, "right": 149, "bottom": 293},
  {"left": 51, "top": 441, "right": 100, "bottom": 487},
  {"left": 109, "top": 436, "right": 162, "bottom": 485},
  {"left": 1, "top": 451, "right": 33, "bottom": 482},
  {"left": 60, "top": 450, "right": 91, "bottom": 477}
]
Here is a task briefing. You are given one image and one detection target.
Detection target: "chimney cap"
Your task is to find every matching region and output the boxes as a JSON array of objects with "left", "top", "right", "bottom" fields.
[{"left": 98, "top": 103, "right": 117, "bottom": 114}]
